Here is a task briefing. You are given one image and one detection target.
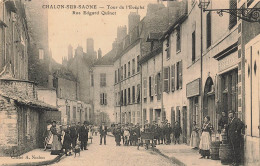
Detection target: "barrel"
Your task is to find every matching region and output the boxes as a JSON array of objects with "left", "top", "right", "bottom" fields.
[
  {"left": 210, "top": 141, "right": 221, "bottom": 160},
  {"left": 219, "top": 144, "right": 232, "bottom": 165},
  {"left": 221, "top": 130, "right": 228, "bottom": 144}
]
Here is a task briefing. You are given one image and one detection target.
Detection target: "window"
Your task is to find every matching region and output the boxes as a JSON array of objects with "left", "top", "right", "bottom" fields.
[
  {"left": 39, "top": 49, "right": 44, "bottom": 59},
  {"left": 115, "top": 93, "right": 118, "bottom": 106},
  {"left": 118, "top": 68, "right": 120, "bottom": 82},
  {"left": 150, "top": 108, "right": 153, "bottom": 124},
  {"left": 121, "top": 66, "right": 123, "bottom": 80},
  {"left": 66, "top": 106, "right": 70, "bottom": 122},
  {"left": 115, "top": 70, "right": 117, "bottom": 83},
  {"left": 100, "top": 73, "right": 106, "bottom": 87},
  {"left": 128, "top": 88, "right": 131, "bottom": 104},
  {"left": 192, "top": 31, "right": 196, "bottom": 63},
  {"left": 117, "top": 92, "right": 122, "bottom": 105},
  {"left": 100, "top": 93, "right": 107, "bottom": 105},
  {"left": 132, "top": 86, "right": 135, "bottom": 103},
  {"left": 143, "top": 78, "right": 147, "bottom": 98},
  {"left": 149, "top": 76, "right": 152, "bottom": 97},
  {"left": 91, "top": 74, "right": 94, "bottom": 86},
  {"left": 163, "top": 67, "right": 170, "bottom": 92},
  {"left": 229, "top": 0, "right": 237, "bottom": 29},
  {"left": 137, "top": 55, "right": 140, "bottom": 72},
  {"left": 121, "top": 90, "right": 123, "bottom": 105},
  {"left": 155, "top": 74, "right": 158, "bottom": 96},
  {"left": 206, "top": 12, "right": 212, "bottom": 48},
  {"left": 166, "top": 37, "right": 170, "bottom": 59},
  {"left": 171, "top": 64, "right": 175, "bottom": 92},
  {"left": 124, "top": 89, "right": 127, "bottom": 106},
  {"left": 176, "top": 26, "right": 181, "bottom": 52},
  {"left": 176, "top": 61, "right": 183, "bottom": 89},
  {"left": 157, "top": 72, "right": 162, "bottom": 100},
  {"left": 85, "top": 108, "right": 88, "bottom": 120},
  {"left": 128, "top": 61, "right": 131, "bottom": 77},
  {"left": 73, "top": 106, "right": 76, "bottom": 119},
  {"left": 137, "top": 111, "right": 141, "bottom": 123},
  {"left": 124, "top": 64, "right": 126, "bottom": 79},
  {"left": 132, "top": 58, "right": 135, "bottom": 75},
  {"left": 137, "top": 84, "right": 141, "bottom": 103},
  {"left": 132, "top": 111, "right": 136, "bottom": 124}
]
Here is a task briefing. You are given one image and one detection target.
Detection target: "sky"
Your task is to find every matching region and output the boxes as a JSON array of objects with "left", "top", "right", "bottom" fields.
[{"left": 47, "top": 0, "right": 162, "bottom": 64}]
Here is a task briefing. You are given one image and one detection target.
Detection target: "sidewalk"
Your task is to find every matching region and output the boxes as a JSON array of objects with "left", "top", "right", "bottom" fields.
[
  {"left": 0, "top": 149, "right": 62, "bottom": 166},
  {"left": 154, "top": 143, "right": 223, "bottom": 166}
]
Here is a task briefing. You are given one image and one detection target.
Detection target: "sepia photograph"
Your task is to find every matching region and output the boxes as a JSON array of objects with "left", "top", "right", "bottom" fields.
[{"left": 0, "top": 0, "right": 259, "bottom": 165}]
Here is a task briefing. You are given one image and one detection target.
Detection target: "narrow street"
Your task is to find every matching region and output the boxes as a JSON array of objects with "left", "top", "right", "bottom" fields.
[{"left": 51, "top": 134, "right": 177, "bottom": 166}]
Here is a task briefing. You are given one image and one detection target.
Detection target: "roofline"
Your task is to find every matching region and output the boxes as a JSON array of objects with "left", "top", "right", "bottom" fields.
[{"left": 160, "top": 14, "right": 188, "bottom": 41}]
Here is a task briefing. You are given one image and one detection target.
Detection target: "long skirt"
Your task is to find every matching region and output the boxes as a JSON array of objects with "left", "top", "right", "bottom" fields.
[
  {"left": 190, "top": 131, "right": 200, "bottom": 148},
  {"left": 45, "top": 131, "right": 53, "bottom": 145},
  {"left": 51, "top": 135, "right": 62, "bottom": 155},
  {"left": 199, "top": 132, "right": 211, "bottom": 157}
]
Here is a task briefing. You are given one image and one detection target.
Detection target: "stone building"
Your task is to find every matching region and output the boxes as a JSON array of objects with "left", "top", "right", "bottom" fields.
[
  {"left": 0, "top": 0, "right": 29, "bottom": 80},
  {"left": 90, "top": 48, "right": 116, "bottom": 126},
  {"left": 22, "top": 0, "right": 50, "bottom": 88},
  {"left": 139, "top": 33, "right": 163, "bottom": 125},
  {"left": 238, "top": 0, "right": 260, "bottom": 165}
]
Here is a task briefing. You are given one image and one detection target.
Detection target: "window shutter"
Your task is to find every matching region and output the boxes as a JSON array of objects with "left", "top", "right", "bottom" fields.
[
  {"left": 149, "top": 76, "right": 152, "bottom": 97},
  {"left": 154, "top": 74, "right": 157, "bottom": 96},
  {"left": 104, "top": 93, "right": 107, "bottom": 105},
  {"left": 143, "top": 78, "right": 147, "bottom": 98},
  {"left": 179, "top": 61, "right": 183, "bottom": 89},
  {"left": 151, "top": 75, "right": 154, "bottom": 96},
  {"left": 100, "top": 93, "right": 103, "bottom": 105},
  {"left": 163, "top": 67, "right": 169, "bottom": 92},
  {"left": 171, "top": 64, "right": 175, "bottom": 92}
]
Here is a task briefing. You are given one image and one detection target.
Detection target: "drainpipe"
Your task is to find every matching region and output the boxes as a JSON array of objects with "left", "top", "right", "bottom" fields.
[
  {"left": 119, "top": 56, "right": 122, "bottom": 125},
  {"left": 140, "top": 62, "right": 143, "bottom": 128},
  {"left": 200, "top": 7, "right": 204, "bottom": 126},
  {"left": 161, "top": 40, "right": 164, "bottom": 124}
]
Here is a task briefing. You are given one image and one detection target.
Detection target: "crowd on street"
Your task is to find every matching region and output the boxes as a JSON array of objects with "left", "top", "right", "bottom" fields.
[
  {"left": 112, "top": 119, "right": 182, "bottom": 147},
  {"left": 43, "top": 121, "right": 94, "bottom": 156}
]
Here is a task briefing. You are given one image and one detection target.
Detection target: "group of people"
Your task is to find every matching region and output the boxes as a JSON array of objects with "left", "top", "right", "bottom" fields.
[
  {"left": 112, "top": 120, "right": 182, "bottom": 147},
  {"left": 44, "top": 121, "right": 91, "bottom": 156},
  {"left": 190, "top": 111, "right": 244, "bottom": 166}
]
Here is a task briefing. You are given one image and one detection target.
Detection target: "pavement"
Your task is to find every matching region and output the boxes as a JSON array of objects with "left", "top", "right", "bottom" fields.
[
  {"left": 0, "top": 148, "right": 61, "bottom": 166},
  {"left": 51, "top": 133, "right": 177, "bottom": 166},
  {"left": 154, "top": 143, "right": 224, "bottom": 166}
]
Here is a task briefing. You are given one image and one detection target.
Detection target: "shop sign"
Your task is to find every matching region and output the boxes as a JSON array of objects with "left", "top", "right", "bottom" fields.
[
  {"left": 186, "top": 78, "right": 200, "bottom": 98},
  {"left": 218, "top": 52, "right": 239, "bottom": 72}
]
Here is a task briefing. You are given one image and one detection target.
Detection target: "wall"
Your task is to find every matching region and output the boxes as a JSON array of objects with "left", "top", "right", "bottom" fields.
[
  {"left": 36, "top": 88, "right": 57, "bottom": 107},
  {"left": 57, "top": 77, "right": 77, "bottom": 100},
  {"left": 92, "top": 65, "right": 115, "bottom": 125},
  {"left": 0, "top": 1, "right": 29, "bottom": 80}
]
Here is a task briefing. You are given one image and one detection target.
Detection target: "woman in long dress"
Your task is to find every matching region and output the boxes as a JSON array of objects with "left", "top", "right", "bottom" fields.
[
  {"left": 44, "top": 121, "right": 53, "bottom": 150},
  {"left": 190, "top": 121, "right": 200, "bottom": 149},
  {"left": 50, "top": 121, "right": 62, "bottom": 155},
  {"left": 199, "top": 116, "right": 213, "bottom": 159}
]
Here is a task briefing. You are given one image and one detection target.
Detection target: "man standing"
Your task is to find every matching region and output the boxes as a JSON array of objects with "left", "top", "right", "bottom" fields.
[
  {"left": 218, "top": 111, "right": 228, "bottom": 133},
  {"left": 173, "top": 121, "right": 182, "bottom": 144},
  {"left": 99, "top": 122, "right": 107, "bottom": 145},
  {"left": 79, "top": 121, "right": 89, "bottom": 150},
  {"left": 227, "top": 111, "right": 244, "bottom": 166},
  {"left": 69, "top": 122, "right": 78, "bottom": 149}
]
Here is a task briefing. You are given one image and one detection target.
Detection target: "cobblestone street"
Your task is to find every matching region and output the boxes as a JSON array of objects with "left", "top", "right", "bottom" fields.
[{"left": 51, "top": 135, "right": 177, "bottom": 166}]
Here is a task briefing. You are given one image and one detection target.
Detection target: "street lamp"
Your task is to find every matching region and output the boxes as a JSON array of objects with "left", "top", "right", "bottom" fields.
[{"left": 199, "top": 0, "right": 260, "bottom": 23}]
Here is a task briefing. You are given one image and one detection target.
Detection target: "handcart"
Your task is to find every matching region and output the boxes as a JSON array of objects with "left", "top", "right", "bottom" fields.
[{"left": 137, "top": 132, "right": 155, "bottom": 151}]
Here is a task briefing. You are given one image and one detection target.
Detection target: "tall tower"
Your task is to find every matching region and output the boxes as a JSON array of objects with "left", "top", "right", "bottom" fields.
[
  {"left": 87, "top": 38, "right": 94, "bottom": 54},
  {"left": 128, "top": 12, "right": 140, "bottom": 33},
  {"left": 117, "top": 26, "right": 127, "bottom": 42},
  {"left": 68, "top": 44, "right": 73, "bottom": 60}
]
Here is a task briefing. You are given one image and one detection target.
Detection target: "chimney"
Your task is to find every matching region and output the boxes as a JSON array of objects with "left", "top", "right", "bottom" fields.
[
  {"left": 128, "top": 12, "right": 140, "bottom": 33},
  {"left": 98, "top": 48, "right": 102, "bottom": 59}
]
